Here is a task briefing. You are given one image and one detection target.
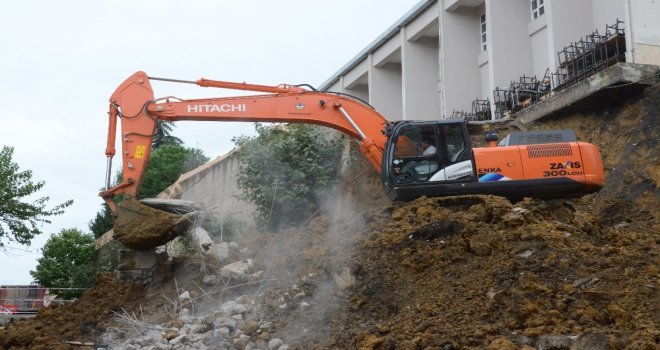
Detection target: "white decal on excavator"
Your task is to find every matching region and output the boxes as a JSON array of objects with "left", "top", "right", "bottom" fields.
[{"left": 187, "top": 104, "right": 246, "bottom": 113}]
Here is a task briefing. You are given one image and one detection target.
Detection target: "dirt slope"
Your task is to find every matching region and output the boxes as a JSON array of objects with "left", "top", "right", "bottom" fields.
[
  {"left": 318, "top": 84, "right": 659, "bottom": 349},
  {"left": 0, "top": 274, "right": 142, "bottom": 350}
]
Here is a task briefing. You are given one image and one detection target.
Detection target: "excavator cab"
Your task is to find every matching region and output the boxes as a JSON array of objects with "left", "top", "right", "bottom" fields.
[
  {"left": 382, "top": 120, "right": 478, "bottom": 201},
  {"left": 382, "top": 119, "right": 605, "bottom": 201}
]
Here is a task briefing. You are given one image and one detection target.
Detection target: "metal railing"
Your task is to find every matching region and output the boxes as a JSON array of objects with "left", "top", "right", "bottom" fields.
[{"left": 0, "top": 286, "right": 87, "bottom": 316}]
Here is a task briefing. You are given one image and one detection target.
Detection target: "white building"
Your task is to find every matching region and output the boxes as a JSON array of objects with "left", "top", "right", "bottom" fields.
[{"left": 320, "top": 0, "right": 660, "bottom": 121}]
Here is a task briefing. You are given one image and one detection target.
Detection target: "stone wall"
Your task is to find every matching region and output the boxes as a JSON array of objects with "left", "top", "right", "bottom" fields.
[{"left": 159, "top": 150, "right": 257, "bottom": 235}]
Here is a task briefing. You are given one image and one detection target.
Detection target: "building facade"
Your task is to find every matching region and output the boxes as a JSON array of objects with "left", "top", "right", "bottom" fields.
[{"left": 320, "top": 0, "right": 660, "bottom": 121}]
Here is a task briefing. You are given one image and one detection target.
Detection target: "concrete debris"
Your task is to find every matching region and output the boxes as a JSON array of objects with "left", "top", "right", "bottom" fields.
[
  {"left": 202, "top": 274, "right": 219, "bottom": 286},
  {"left": 140, "top": 198, "right": 202, "bottom": 213},
  {"left": 178, "top": 308, "right": 193, "bottom": 324},
  {"left": 178, "top": 291, "right": 191, "bottom": 303},
  {"left": 169, "top": 334, "right": 187, "bottom": 345},
  {"left": 333, "top": 267, "right": 356, "bottom": 290},
  {"left": 213, "top": 317, "right": 237, "bottom": 330},
  {"left": 516, "top": 249, "right": 534, "bottom": 258},
  {"left": 573, "top": 276, "right": 600, "bottom": 289},
  {"left": 190, "top": 227, "right": 214, "bottom": 251},
  {"left": 614, "top": 222, "right": 630, "bottom": 230},
  {"left": 268, "top": 338, "right": 284, "bottom": 349},
  {"left": 98, "top": 291, "right": 290, "bottom": 350},
  {"left": 208, "top": 242, "right": 230, "bottom": 260},
  {"left": 221, "top": 259, "right": 255, "bottom": 281},
  {"left": 535, "top": 334, "right": 577, "bottom": 350}
]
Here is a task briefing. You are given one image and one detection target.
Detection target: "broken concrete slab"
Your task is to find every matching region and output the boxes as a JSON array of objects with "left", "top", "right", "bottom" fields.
[
  {"left": 513, "top": 63, "right": 660, "bottom": 125},
  {"left": 140, "top": 198, "right": 202, "bottom": 214}
]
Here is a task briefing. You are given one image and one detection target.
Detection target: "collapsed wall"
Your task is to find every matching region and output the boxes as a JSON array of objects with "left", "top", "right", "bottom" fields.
[{"left": 159, "top": 150, "right": 257, "bottom": 234}]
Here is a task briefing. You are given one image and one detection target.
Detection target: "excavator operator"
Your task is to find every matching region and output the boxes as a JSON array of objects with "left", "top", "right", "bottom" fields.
[{"left": 420, "top": 138, "right": 437, "bottom": 157}]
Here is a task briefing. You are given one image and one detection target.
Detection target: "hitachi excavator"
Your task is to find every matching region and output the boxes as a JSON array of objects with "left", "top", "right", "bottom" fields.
[{"left": 101, "top": 71, "right": 604, "bottom": 250}]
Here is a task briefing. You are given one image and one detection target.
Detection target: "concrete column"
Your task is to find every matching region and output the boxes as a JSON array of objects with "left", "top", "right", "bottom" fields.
[
  {"left": 343, "top": 73, "right": 369, "bottom": 103},
  {"left": 402, "top": 34, "right": 441, "bottom": 120},
  {"left": 628, "top": 0, "right": 660, "bottom": 65},
  {"left": 487, "top": 0, "right": 535, "bottom": 88},
  {"left": 440, "top": 7, "right": 482, "bottom": 116},
  {"left": 549, "top": 0, "right": 595, "bottom": 65},
  {"left": 341, "top": 59, "right": 370, "bottom": 103},
  {"left": 368, "top": 54, "right": 403, "bottom": 121}
]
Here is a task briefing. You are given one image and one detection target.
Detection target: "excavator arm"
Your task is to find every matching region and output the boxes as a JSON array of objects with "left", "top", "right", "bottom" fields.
[{"left": 100, "top": 71, "right": 389, "bottom": 213}]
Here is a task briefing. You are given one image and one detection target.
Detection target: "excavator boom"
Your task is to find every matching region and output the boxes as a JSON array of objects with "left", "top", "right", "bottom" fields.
[{"left": 101, "top": 71, "right": 388, "bottom": 208}]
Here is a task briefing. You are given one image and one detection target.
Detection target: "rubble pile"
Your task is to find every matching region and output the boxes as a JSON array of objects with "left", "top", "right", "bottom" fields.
[{"left": 98, "top": 293, "right": 291, "bottom": 350}]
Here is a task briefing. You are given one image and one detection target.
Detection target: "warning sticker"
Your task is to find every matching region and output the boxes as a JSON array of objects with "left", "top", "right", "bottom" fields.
[{"left": 134, "top": 145, "right": 146, "bottom": 159}]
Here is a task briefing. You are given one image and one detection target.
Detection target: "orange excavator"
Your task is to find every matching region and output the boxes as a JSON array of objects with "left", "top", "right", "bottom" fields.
[{"left": 101, "top": 71, "right": 604, "bottom": 249}]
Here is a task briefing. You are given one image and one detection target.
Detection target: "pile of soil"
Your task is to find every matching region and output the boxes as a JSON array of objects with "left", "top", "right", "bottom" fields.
[
  {"left": 316, "top": 84, "right": 659, "bottom": 349},
  {"left": 324, "top": 195, "right": 657, "bottom": 349},
  {"left": 0, "top": 273, "right": 143, "bottom": 350}
]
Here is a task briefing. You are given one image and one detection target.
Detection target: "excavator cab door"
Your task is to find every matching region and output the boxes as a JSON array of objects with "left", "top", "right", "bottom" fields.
[{"left": 381, "top": 120, "right": 478, "bottom": 201}]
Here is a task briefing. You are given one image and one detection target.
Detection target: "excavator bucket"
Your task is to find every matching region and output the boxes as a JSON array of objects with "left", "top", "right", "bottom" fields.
[{"left": 113, "top": 198, "right": 198, "bottom": 250}]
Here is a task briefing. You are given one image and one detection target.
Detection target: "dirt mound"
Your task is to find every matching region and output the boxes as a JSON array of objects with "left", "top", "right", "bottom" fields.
[
  {"left": 317, "top": 85, "right": 659, "bottom": 349},
  {"left": 324, "top": 195, "right": 657, "bottom": 349},
  {"left": 0, "top": 273, "right": 142, "bottom": 350}
]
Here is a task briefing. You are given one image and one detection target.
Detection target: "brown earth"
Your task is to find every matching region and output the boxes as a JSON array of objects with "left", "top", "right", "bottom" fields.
[
  {"left": 0, "top": 273, "right": 143, "bottom": 350},
  {"left": 0, "top": 84, "right": 657, "bottom": 349}
]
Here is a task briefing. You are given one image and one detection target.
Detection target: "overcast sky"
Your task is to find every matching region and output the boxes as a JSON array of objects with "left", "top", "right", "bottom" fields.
[{"left": 0, "top": 0, "right": 421, "bottom": 284}]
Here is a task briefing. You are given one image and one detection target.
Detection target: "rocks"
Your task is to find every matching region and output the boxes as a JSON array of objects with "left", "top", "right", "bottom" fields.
[
  {"left": 202, "top": 274, "right": 219, "bottom": 286},
  {"left": 242, "top": 320, "right": 259, "bottom": 335},
  {"left": 169, "top": 334, "right": 187, "bottom": 345},
  {"left": 220, "top": 300, "right": 249, "bottom": 316},
  {"left": 213, "top": 316, "right": 237, "bottom": 330},
  {"left": 269, "top": 338, "right": 284, "bottom": 349},
  {"left": 178, "top": 308, "right": 193, "bottom": 324},
  {"left": 535, "top": 334, "right": 576, "bottom": 350},
  {"left": 213, "top": 327, "right": 230, "bottom": 339},
  {"left": 332, "top": 267, "right": 356, "bottom": 289},
  {"left": 221, "top": 259, "right": 255, "bottom": 281},
  {"left": 234, "top": 334, "right": 251, "bottom": 349},
  {"left": 468, "top": 238, "right": 492, "bottom": 256},
  {"left": 98, "top": 234, "right": 293, "bottom": 350},
  {"left": 573, "top": 276, "right": 599, "bottom": 289},
  {"left": 178, "top": 291, "right": 191, "bottom": 303},
  {"left": 570, "top": 332, "right": 612, "bottom": 349}
]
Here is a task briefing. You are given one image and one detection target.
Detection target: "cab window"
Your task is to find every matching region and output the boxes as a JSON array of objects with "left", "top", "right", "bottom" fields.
[
  {"left": 440, "top": 124, "right": 468, "bottom": 164},
  {"left": 391, "top": 125, "right": 439, "bottom": 183}
]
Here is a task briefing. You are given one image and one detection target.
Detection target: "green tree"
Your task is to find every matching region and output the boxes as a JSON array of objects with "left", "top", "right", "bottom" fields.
[
  {"left": 233, "top": 123, "right": 343, "bottom": 229},
  {"left": 152, "top": 121, "right": 183, "bottom": 149},
  {"left": 30, "top": 228, "right": 96, "bottom": 299},
  {"left": 88, "top": 203, "right": 114, "bottom": 239},
  {"left": 0, "top": 146, "right": 72, "bottom": 248},
  {"left": 139, "top": 144, "right": 210, "bottom": 198}
]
